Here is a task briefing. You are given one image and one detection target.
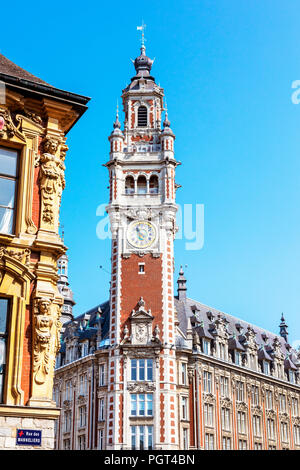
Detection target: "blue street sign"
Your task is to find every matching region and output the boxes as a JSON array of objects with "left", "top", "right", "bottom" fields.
[{"left": 16, "top": 429, "right": 42, "bottom": 446}]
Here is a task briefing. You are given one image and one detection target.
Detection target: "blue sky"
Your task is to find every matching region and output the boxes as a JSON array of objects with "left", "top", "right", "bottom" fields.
[{"left": 2, "top": 0, "right": 300, "bottom": 345}]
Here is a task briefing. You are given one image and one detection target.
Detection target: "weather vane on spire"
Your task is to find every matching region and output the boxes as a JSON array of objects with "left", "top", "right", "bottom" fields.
[{"left": 137, "top": 21, "right": 146, "bottom": 47}]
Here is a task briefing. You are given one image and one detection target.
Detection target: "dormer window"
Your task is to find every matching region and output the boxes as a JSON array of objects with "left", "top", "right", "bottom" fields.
[
  {"left": 263, "top": 360, "right": 270, "bottom": 375},
  {"left": 289, "top": 370, "right": 295, "bottom": 384},
  {"left": 137, "top": 106, "right": 148, "bottom": 127},
  {"left": 202, "top": 339, "right": 211, "bottom": 355},
  {"left": 234, "top": 350, "right": 241, "bottom": 366}
]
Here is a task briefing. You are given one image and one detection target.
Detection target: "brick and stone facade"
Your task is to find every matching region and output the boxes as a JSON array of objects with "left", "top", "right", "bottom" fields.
[{"left": 54, "top": 44, "right": 300, "bottom": 451}]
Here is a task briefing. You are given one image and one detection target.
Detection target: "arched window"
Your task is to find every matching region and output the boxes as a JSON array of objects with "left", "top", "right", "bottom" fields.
[
  {"left": 149, "top": 175, "right": 159, "bottom": 194},
  {"left": 137, "top": 106, "right": 148, "bottom": 127},
  {"left": 137, "top": 175, "right": 147, "bottom": 194},
  {"left": 125, "top": 175, "right": 135, "bottom": 195}
]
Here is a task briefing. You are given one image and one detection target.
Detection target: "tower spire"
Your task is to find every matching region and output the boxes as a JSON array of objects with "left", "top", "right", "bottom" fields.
[{"left": 279, "top": 313, "right": 289, "bottom": 343}]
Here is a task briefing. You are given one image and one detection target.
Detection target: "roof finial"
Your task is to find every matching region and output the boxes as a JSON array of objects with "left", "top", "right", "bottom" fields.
[
  {"left": 163, "top": 97, "right": 171, "bottom": 128},
  {"left": 137, "top": 21, "right": 146, "bottom": 52},
  {"left": 113, "top": 100, "right": 121, "bottom": 129},
  {"left": 61, "top": 224, "right": 65, "bottom": 243}
]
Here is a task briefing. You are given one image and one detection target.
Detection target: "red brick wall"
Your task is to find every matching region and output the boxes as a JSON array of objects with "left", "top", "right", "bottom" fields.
[{"left": 120, "top": 254, "right": 163, "bottom": 336}]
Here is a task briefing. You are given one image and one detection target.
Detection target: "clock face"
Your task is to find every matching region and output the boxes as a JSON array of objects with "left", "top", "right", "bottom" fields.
[{"left": 127, "top": 220, "right": 156, "bottom": 249}]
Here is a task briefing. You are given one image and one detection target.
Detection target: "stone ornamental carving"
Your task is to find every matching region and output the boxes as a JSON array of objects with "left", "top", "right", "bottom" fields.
[
  {"left": 0, "top": 107, "right": 26, "bottom": 141},
  {"left": 0, "top": 246, "right": 31, "bottom": 267},
  {"left": 236, "top": 401, "right": 248, "bottom": 412},
  {"left": 39, "top": 137, "right": 65, "bottom": 229},
  {"left": 33, "top": 297, "right": 62, "bottom": 385},
  {"left": 127, "top": 382, "right": 156, "bottom": 393},
  {"left": 33, "top": 298, "right": 53, "bottom": 385},
  {"left": 251, "top": 405, "right": 262, "bottom": 416},
  {"left": 266, "top": 409, "right": 276, "bottom": 419},
  {"left": 126, "top": 207, "right": 153, "bottom": 221},
  {"left": 203, "top": 393, "right": 215, "bottom": 404},
  {"left": 221, "top": 397, "right": 232, "bottom": 409},
  {"left": 125, "top": 297, "right": 158, "bottom": 346},
  {"left": 63, "top": 399, "right": 72, "bottom": 410},
  {"left": 77, "top": 395, "right": 87, "bottom": 405}
]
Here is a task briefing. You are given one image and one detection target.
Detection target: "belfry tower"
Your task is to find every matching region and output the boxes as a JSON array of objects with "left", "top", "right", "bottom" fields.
[{"left": 105, "top": 38, "right": 179, "bottom": 449}]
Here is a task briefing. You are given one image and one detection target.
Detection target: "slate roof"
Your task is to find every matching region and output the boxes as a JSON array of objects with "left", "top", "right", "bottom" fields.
[
  {"left": 59, "top": 294, "right": 298, "bottom": 373},
  {"left": 0, "top": 53, "right": 51, "bottom": 86},
  {"left": 175, "top": 296, "right": 299, "bottom": 367},
  {"left": 62, "top": 300, "right": 110, "bottom": 344}
]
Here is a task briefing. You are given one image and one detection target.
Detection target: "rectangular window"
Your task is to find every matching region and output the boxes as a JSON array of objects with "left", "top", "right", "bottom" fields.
[
  {"left": 222, "top": 437, "right": 231, "bottom": 450},
  {"left": 64, "top": 410, "right": 71, "bottom": 433},
  {"left": 131, "top": 425, "right": 153, "bottom": 450},
  {"left": 131, "top": 359, "right": 153, "bottom": 381},
  {"left": 236, "top": 381, "right": 244, "bottom": 402},
  {"left": 281, "top": 422, "right": 288, "bottom": 443},
  {"left": 251, "top": 385, "right": 259, "bottom": 406},
  {"left": 63, "top": 439, "right": 70, "bottom": 450},
  {"left": 252, "top": 415, "right": 261, "bottom": 437},
  {"left": 78, "top": 434, "right": 86, "bottom": 450},
  {"left": 79, "top": 405, "right": 87, "bottom": 427},
  {"left": 238, "top": 439, "right": 247, "bottom": 450},
  {"left": 65, "top": 380, "right": 72, "bottom": 401},
  {"left": 279, "top": 394, "right": 287, "bottom": 412},
  {"left": 263, "top": 361, "right": 270, "bottom": 375},
  {"left": 204, "top": 403, "right": 214, "bottom": 427},
  {"left": 221, "top": 408, "right": 230, "bottom": 431},
  {"left": 220, "top": 376, "right": 229, "bottom": 397},
  {"left": 234, "top": 350, "right": 241, "bottom": 365},
  {"left": 237, "top": 411, "right": 246, "bottom": 434},
  {"left": 293, "top": 425, "right": 300, "bottom": 446},
  {"left": 181, "top": 396, "right": 188, "bottom": 420},
  {"left": 203, "top": 371, "right": 212, "bottom": 393},
  {"left": 98, "top": 429, "right": 104, "bottom": 450},
  {"left": 99, "top": 364, "right": 105, "bottom": 386},
  {"left": 289, "top": 370, "right": 295, "bottom": 384},
  {"left": 266, "top": 390, "right": 273, "bottom": 410},
  {"left": 204, "top": 433, "right": 214, "bottom": 450},
  {"left": 292, "top": 398, "right": 299, "bottom": 417},
  {"left": 219, "top": 343, "right": 225, "bottom": 360},
  {"left": 99, "top": 397, "right": 104, "bottom": 421},
  {"left": 138, "top": 263, "right": 145, "bottom": 274},
  {"left": 267, "top": 419, "right": 275, "bottom": 440},
  {"left": 181, "top": 363, "right": 187, "bottom": 385},
  {"left": 0, "top": 298, "right": 10, "bottom": 403},
  {"left": 130, "top": 394, "right": 153, "bottom": 416},
  {"left": 202, "top": 339, "right": 210, "bottom": 355},
  {"left": 0, "top": 147, "right": 19, "bottom": 235},
  {"left": 183, "top": 428, "right": 189, "bottom": 449}
]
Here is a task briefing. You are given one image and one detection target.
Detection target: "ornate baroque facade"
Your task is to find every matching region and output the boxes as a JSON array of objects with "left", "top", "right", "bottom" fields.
[
  {"left": 0, "top": 53, "right": 89, "bottom": 449},
  {"left": 54, "top": 44, "right": 300, "bottom": 451}
]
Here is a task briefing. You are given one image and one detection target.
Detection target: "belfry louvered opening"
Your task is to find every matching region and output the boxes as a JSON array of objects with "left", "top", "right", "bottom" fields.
[{"left": 137, "top": 106, "right": 148, "bottom": 127}]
